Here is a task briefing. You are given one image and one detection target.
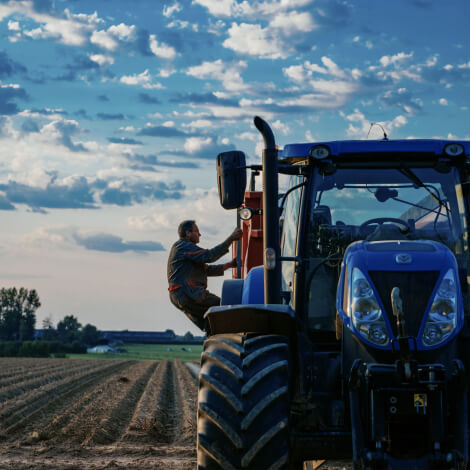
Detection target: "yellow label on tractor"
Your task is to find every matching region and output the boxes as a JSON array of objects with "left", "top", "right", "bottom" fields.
[{"left": 414, "top": 393, "right": 427, "bottom": 414}]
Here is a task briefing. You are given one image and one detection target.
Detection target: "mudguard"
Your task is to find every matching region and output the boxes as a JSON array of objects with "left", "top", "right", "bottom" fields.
[{"left": 204, "top": 304, "right": 295, "bottom": 336}]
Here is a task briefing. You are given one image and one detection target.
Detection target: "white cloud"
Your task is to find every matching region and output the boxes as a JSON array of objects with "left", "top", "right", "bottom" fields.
[
  {"left": 89, "top": 54, "right": 114, "bottom": 66},
  {"left": 321, "top": 57, "right": 347, "bottom": 79},
  {"left": 108, "top": 23, "right": 136, "bottom": 41},
  {"left": 341, "top": 109, "right": 408, "bottom": 139},
  {"left": 283, "top": 64, "right": 307, "bottom": 83},
  {"left": 184, "top": 136, "right": 212, "bottom": 154},
  {"left": 439, "top": 98, "right": 448, "bottom": 106},
  {"left": 7, "top": 20, "right": 20, "bottom": 31},
  {"left": 379, "top": 52, "right": 413, "bottom": 67},
  {"left": 128, "top": 188, "right": 233, "bottom": 241},
  {"left": 193, "top": 0, "right": 314, "bottom": 18},
  {"left": 149, "top": 34, "right": 177, "bottom": 59},
  {"left": 270, "top": 10, "right": 315, "bottom": 36},
  {"left": 426, "top": 55, "right": 438, "bottom": 67},
  {"left": 158, "top": 67, "right": 177, "bottom": 78},
  {"left": 272, "top": 120, "right": 291, "bottom": 136},
  {"left": 192, "top": 0, "right": 235, "bottom": 17},
  {"left": 282, "top": 57, "right": 359, "bottom": 109},
  {"left": 236, "top": 131, "right": 259, "bottom": 142},
  {"left": 90, "top": 30, "right": 118, "bottom": 50},
  {"left": 223, "top": 22, "right": 287, "bottom": 59},
  {"left": 88, "top": 23, "right": 136, "bottom": 51},
  {"left": 207, "top": 19, "right": 226, "bottom": 35},
  {"left": 120, "top": 69, "right": 164, "bottom": 89},
  {"left": 182, "top": 119, "right": 213, "bottom": 129},
  {"left": 163, "top": 2, "right": 182, "bottom": 17},
  {"left": 8, "top": 5, "right": 103, "bottom": 46},
  {"left": 186, "top": 59, "right": 249, "bottom": 92},
  {"left": 283, "top": 58, "right": 345, "bottom": 83},
  {"left": 167, "top": 19, "right": 190, "bottom": 29},
  {"left": 0, "top": 3, "right": 138, "bottom": 51}
]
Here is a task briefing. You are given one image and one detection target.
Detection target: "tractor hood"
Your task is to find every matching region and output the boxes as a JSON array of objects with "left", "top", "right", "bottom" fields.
[
  {"left": 343, "top": 240, "right": 453, "bottom": 272},
  {"left": 336, "top": 240, "right": 464, "bottom": 351}
]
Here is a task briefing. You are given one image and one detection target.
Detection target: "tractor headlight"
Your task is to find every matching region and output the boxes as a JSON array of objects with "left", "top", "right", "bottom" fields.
[
  {"left": 350, "top": 268, "right": 389, "bottom": 346},
  {"left": 422, "top": 269, "right": 458, "bottom": 347}
]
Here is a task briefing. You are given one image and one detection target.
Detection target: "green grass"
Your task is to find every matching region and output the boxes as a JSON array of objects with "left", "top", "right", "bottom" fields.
[{"left": 67, "top": 343, "right": 203, "bottom": 362}]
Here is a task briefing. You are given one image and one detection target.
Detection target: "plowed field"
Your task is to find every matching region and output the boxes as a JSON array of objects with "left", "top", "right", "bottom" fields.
[
  {"left": 0, "top": 357, "right": 197, "bottom": 469},
  {"left": 0, "top": 357, "right": 350, "bottom": 470}
]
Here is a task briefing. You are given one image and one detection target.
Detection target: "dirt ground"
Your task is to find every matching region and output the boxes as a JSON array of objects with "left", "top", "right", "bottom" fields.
[{"left": 0, "top": 357, "right": 351, "bottom": 470}]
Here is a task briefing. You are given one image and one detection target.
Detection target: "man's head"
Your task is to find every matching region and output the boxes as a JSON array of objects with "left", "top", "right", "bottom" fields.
[{"left": 178, "top": 219, "right": 200, "bottom": 243}]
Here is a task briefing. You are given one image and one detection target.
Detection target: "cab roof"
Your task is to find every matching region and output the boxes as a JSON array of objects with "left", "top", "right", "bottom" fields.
[{"left": 280, "top": 139, "right": 470, "bottom": 159}]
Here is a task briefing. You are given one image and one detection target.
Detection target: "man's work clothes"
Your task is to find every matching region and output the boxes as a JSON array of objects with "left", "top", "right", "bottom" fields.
[{"left": 167, "top": 239, "right": 229, "bottom": 330}]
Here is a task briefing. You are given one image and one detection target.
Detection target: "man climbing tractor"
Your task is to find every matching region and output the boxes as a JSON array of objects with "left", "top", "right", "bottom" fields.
[{"left": 167, "top": 219, "right": 242, "bottom": 332}]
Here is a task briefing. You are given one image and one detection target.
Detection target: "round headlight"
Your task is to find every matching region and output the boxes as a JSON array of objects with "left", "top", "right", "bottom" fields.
[
  {"left": 239, "top": 207, "right": 253, "bottom": 220},
  {"left": 310, "top": 145, "right": 331, "bottom": 160},
  {"left": 444, "top": 143, "right": 464, "bottom": 157}
]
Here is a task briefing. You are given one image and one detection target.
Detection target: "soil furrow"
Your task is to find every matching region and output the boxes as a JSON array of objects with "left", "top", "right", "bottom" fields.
[
  {"left": 148, "top": 360, "right": 181, "bottom": 444},
  {"left": 46, "top": 361, "right": 154, "bottom": 445},
  {"left": 0, "top": 359, "right": 116, "bottom": 404},
  {"left": 83, "top": 361, "right": 158, "bottom": 445},
  {"left": 0, "top": 360, "right": 92, "bottom": 389},
  {"left": 39, "top": 363, "right": 152, "bottom": 440},
  {"left": 173, "top": 360, "right": 197, "bottom": 444},
  {"left": 121, "top": 360, "right": 167, "bottom": 442},
  {"left": 1, "top": 360, "right": 135, "bottom": 438}
]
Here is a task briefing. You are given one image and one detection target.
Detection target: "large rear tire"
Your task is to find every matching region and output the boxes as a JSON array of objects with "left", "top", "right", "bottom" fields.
[{"left": 197, "top": 333, "right": 293, "bottom": 469}]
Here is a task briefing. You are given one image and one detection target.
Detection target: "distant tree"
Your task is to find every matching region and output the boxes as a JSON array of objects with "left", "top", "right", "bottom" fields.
[
  {"left": 57, "top": 315, "right": 82, "bottom": 343},
  {"left": 183, "top": 331, "right": 194, "bottom": 341},
  {"left": 80, "top": 324, "right": 101, "bottom": 346},
  {"left": 0, "top": 288, "right": 40, "bottom": 341},
  {"left": 42, "top": 315, "right": 58, "bottom": 341}
]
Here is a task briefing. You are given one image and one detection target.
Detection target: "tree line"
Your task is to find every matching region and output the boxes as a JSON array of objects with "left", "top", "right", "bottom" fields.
[{"left": 0, "top": 287, "right": 100, "bottom": 357}]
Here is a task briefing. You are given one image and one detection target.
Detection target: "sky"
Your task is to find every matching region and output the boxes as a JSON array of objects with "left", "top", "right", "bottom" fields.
[{"left": 0, "top": 0, "right": 469, "bottom": 335}]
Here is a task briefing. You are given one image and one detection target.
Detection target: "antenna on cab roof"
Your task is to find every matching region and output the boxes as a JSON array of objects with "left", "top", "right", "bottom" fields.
[{"left": 367, "top": 122, "right": 388, "bottom": 140}]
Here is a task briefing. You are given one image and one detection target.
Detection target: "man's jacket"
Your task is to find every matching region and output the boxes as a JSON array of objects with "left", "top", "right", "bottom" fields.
[{"left": 167, "top": 239, "right": 229, "bottom": 302}]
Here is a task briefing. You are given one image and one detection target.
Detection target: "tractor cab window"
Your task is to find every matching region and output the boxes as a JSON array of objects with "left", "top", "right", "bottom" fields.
[
  {"left": 280, "top": 175, "right": 304, "bottom": 305},
  {"left": 304, "top": 166, "right": 469, "bottom": 332}
]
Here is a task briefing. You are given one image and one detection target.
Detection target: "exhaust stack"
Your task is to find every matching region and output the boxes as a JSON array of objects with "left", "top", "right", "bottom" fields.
[{"left": 254, "top": 116, "right": 281, "bottom": 304}]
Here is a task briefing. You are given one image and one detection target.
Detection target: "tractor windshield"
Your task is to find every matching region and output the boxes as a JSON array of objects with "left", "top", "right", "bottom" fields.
[{"left": 304, "top": 165, "right": 469, "bottom": 331}]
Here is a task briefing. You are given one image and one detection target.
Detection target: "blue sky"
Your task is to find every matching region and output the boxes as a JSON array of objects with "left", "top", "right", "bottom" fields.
[{"left": 0, "top": 0, "right": 469, "bottom": 334}]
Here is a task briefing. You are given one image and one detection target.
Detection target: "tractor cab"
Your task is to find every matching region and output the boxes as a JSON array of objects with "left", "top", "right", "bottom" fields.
[{"left": 280, "top": 141, "right": 470, "bottom": 340}]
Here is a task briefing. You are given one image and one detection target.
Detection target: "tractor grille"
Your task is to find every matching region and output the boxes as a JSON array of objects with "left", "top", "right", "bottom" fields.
[{"left": 368, "top": 271, "right": 440, "bottom": 338}]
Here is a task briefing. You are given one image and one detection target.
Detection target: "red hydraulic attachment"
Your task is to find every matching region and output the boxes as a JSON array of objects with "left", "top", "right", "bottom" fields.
[{"left": 232, "top": 191, "right": 263, "bottom": 279}]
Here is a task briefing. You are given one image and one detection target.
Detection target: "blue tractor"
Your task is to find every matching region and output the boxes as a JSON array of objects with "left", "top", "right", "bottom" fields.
[{"left": 196, "top": 117, "right": 470, "bottom": 469}]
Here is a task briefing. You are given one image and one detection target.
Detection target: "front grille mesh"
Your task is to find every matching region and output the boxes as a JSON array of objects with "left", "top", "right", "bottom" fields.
[{"left": 368, "top": 271, "right": 440, "bottom": 337}]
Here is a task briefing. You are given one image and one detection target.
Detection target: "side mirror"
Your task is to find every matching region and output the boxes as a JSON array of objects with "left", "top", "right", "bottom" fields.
[{"left": 217, "top": 151, "right": 247, "bottom": 209}]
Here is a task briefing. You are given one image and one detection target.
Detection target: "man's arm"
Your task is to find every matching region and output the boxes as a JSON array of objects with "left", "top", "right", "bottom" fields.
[
  {"left": 182, "top": 228, "right": 242, "bottom": 264},
  {"left": 206, "top": 258, "right": 237, "bottom": 277}
]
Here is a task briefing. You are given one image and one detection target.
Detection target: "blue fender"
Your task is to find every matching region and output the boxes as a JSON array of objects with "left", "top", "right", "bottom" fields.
[{"left": 242, "top": 265, "right": 265, "bottom": 304}]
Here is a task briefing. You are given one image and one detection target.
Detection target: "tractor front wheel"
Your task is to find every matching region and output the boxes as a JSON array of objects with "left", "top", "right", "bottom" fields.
[{"left": 197, "top": 333, "right": 294, "bottom": 469}]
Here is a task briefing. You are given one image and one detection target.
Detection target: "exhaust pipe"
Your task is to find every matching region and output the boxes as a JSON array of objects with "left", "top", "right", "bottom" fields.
[{"left": 254, "top": 116, "right": 281, "bottom": 305}]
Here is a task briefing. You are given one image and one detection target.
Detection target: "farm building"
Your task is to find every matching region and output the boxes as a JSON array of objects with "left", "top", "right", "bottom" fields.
[
  {"left": 86, "top": 345, "right": 118, "bottom": 354},
  {"left": 99, "top": 329, "right": 177, "bottom": 344}
]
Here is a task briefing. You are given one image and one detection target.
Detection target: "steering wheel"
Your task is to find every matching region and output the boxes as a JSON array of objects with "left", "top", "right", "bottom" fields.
[{"left": 359, "top": 217, "right": 411, "bottom": 237}]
